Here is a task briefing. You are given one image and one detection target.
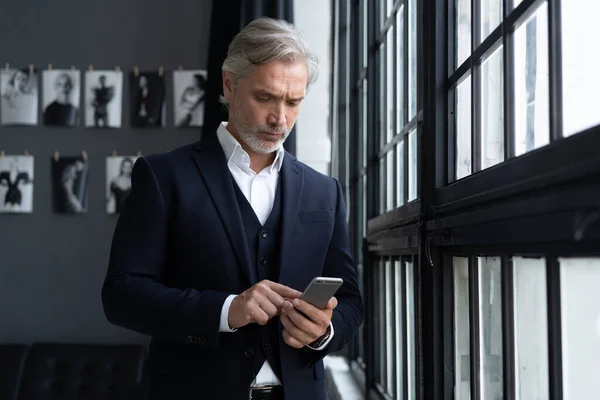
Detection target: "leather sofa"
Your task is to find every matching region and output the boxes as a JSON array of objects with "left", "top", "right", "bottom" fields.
[{"left": 0, "top": 343, "right": 146, "bottom": 400}]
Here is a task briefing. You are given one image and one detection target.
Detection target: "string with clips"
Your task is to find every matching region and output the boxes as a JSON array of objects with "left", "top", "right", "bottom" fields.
[
  {"left": 88, "top": 65, "right": 121, "bottom": 72},
  {"left": 110, "top": 150, "right": 143, "bottom": 157},
  {"left": 0, "top": 150, "right": 31, "bottom": 158},
  {"left": 46, "top": 64, "right": 77, "bottom": 71},
  {"left": 52, "top": 150, "right": 88, "bottom": 162},
  {"left": 133, "top": 65, "right": 165, "bottom": 77},
  {"left": 5, "top": 63, "right": 36, "bottom": 73}
]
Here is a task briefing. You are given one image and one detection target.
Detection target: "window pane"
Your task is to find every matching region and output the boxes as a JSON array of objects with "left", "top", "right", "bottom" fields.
[
  {"left": 513, "top": 257, "right": 549, "bottom": 400},
  {"left": 362, "top": 174, "right": 367, "bottom": 238},
  {"left": 453, "top": 257, "right": 471, "bottom": 400},
  {"left": 481, "top": 46, "right": 504, "bottom": 170},
  {"left": 379, "top": 157, "right": 386, "bottom": 213},
  {"left": 396, "top": 6, "right": 405, "bottom": 130},
  {"left": 456, "top": 75, "right": 472, "bottom": 179},
  {"left": 395, "top": 260, "right": 405, "bottom": 399},
  {"left": 362, "top": 0, "right": 368, "bottom": 68},
  {"left": 480, "top": 0, "right": 502, "bottom": 42},
  {"left": 385, "top": 260, "right": 394, "bottom": 395},
  {"left": 562, "top": 2, "right": 600, "bottom": 136},
  {"left": 408, "top": 129, "right": 417, "bottom": 201},
  {"left": 380, "top": 44, "right": 387, "bottom": 148},
  {"left": 514, "top": 3, "right": 550, "bottom": 156},
  {"left": 379, "top": 261, "right": 386, "bottom": 386},
  {"left": 456, "top": 0, "right": 472, "bottom": 67},
  {"left": 362, "top": 80, "right": 368, "bottom": 168},
  {"left": 478, "top": 257, "right": 503, "bottom": 400},
  {"left": 406, "top": 259, "right": 416, "bottom": 400},
  {"left": 408, "top": 0, "right": 417, "bottom": 118},
  {"left": 387, "top": 25, "right": 395, "bottom": 143},
  {"left": 386, "top": 150, "right": 394, "bottom": 211},
  {"left": 560, "top": 258, "right": 600, "bottom": 399},
  {"left": 396, "top": 140, "right": 405, "bottom": 207}
]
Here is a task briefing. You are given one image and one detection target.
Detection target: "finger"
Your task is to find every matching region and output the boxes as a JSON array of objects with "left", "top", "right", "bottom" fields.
[
  {"left": 283, "top": 302, "right": 322, "bottom": 342},
  {"left": 292, "top": 299, "right": 329, "bottom": 327},
  {"left": 258, "top": 297, "right": 279, "bottom": 318},
  {"left": 249, "top": 306, "right": 270, "bottom": 326},
  {"left": 324, "top": 296, "right": 338, "bottom": 310},
  {"left": 282, "top": 329, "right": 304, "bottom": 349},
  {"left": 267, "top": 282, "right": 302, "bottom": 299}
]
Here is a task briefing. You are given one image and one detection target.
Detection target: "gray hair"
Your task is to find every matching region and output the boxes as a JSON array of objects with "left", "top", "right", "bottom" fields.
[{"left": 219, "top": 17, "right": 319, "bottom": 107}]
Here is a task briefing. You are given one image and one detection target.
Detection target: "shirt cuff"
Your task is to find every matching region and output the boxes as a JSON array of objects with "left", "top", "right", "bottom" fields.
[
  {"left": 219, "top": 294, "right": 238, "bottom": 332},
  {"left": 306, "top": 321, "right": 335, "bottom": 351}
]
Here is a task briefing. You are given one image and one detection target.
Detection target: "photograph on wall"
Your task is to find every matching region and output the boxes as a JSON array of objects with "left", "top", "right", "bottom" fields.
[
  {"left": 106, "top": 155, "right": 138, "bottom": 214},
  {"left": 0, "top": 155, "right": 34, "bottom": 213},
  {"left": 173, "top": 69, "right": 206, "bottom": 127},
  {"left": 85, "top": 70, "right": 123, "bottom": 128},
  {"left": 0, "top": 67, "right": 38, "bottom": 126},
  {"left": 52, "top": 156, "right": 89, "bottom": 214},
  {"left": 130, "top": 71, "right": 166, "bottom": 128},
  {"left": 42, "top": 69, "right": 80, "bottom": 127}
]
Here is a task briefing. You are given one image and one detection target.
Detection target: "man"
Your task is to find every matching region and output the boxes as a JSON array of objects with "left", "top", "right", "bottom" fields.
[
  {"left": 91, "top": 74, "right": 114, "bottom": 127},
  {"left": 102, "top": 17, "right": 363, "bottom": 400},
  {"left": 43, "top": 72, "right": 79, "bottom": 127}
]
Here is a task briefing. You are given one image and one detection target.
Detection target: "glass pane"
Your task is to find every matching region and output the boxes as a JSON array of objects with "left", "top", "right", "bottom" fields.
[
  {"left": 481, "top": 46, "right": 504, "bottom": 170},
  {"left": 362, "top": 0, "right": 368, "bottom": 68},
  {"left": 513, "top": 257, "right": 549, "bottom": 400},
  {"left": 387, "top": 25, "right": 395, "bottom": 142},
  {"left": 408, "top": 129, "right": 417, "bottom": 201},
  {"left": 373, "top": 262, "right": 381, "bottom": 381},
  {"left": 514, "top": 3, "right": 550, "bottom": 156},
  {"left": 387, "top": 0, "right": 394, "bottom": 20},
  {"left": 379, "top": 261, "right": 386, "bottom": 386},
  {"left": 385, "top": 260, "right": 394, "bottom": 395},
  {"left": 362, "top": 175, "right": 367, "bottom": 238},
  {"left": 456, "top": 0, "right": 472, "bottom": 67},
  {"left": 562, "top": 2, "right": 600, "bottom": 136},
  {"left": 481, "top": 0, "right": 502, "bottom": 42},
  {"left": 386, "top": 150, "right": 394, "bottom": 211},
  {"left": 514, "top": 0, "right": 522, "bottom": 7},
  {"left": 380, "top": 44, "right": 387, "bottom": 148},
  {"left": 408, "top": 0, "right": 417, "bottom": 118},
  {"left": 406, "top": 259, "right": 416, "bottom": 400},
  {"left": 396, "top": 140, "right": 405, "bottom": 207},
  {"left": 478, "top": 257, "right": 503, "bottom": 400},
  {"left": 396, "top": 6, "right": 405, "bottom": 130},
  {"left": 560, "top": 257, "right": 600, "bottom": 399},
  {"left": 453, "top": 257, "right": 471, "bottom": 400},
  {"left": 456, "top": 75, "right": 472, "bottom": 179},
  {"left": 395, "top": 260, "right": 405, "bottom": 399}
]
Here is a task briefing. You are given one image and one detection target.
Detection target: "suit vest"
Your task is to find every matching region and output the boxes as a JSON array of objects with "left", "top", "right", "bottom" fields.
[{"left": 231, "top": 174, "right": 283, "bottom": 381}]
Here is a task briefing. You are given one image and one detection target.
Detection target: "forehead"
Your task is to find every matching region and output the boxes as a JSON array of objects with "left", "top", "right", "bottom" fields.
[{"left": 245, "top": 60, "right": 308, "bottom": 96}]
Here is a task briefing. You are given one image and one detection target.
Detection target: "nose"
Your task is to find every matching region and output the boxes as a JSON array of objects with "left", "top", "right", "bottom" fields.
[{"left": 267, "top": 103, "right": 287, "bottom": 127}]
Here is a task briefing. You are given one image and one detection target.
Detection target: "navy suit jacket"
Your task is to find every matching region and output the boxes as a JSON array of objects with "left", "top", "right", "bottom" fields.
[{"left": 102, "top": 134, "right": 364, "bottom": 400}]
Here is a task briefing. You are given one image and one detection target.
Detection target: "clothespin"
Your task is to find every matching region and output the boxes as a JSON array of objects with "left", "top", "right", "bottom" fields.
[
  {"left": 158, "top": 66, "right": 164, "bottom": 77},
  {"left": 178, "top": 65, "right": 183, "bottom": 71},
  {"left": 71, "top": 65, "right": 76, "bottom": 71},
  {"left": 112, "top": 150, "right": 117, "bottom": 157},
  {"left": 53, "top": 151, "right": 59, "bottom": 162},
  {"left": 24, "top": 149, "right": 30, "bottom": 156},
  {"left": 115, "top": 66, "right": 120, "bottom": 72},
  {"left": 29, "top": 64, "right": 34, "bottom": 73},
  {"left": 88, "top": 64, "right": 94, "bottom": 71},
  {"left": 48, "top": 64, "right": 53, "bottom": 71},
  {"left": 81, "top": 150, "right": 88, "bottom": 161},
  {"left": 136, "top": 150, "right": 142, "bottom": 157},
  {"left": 5, "top": 63, "right": 9, "bottom": 71},
  {"left": 133, "top": 66, "right": 140, "bottom": 77},
  {"left": 0, "top": 151, "right": 4, "bottom": 158}
]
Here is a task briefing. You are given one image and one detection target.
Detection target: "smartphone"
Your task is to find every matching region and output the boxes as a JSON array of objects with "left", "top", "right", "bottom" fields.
[{"left": 300, "top": 277, "right": 344, "bottom": 309}]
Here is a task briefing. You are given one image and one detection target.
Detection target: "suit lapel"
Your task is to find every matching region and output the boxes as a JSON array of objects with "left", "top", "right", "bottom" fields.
[
  {"left": 279, "top": 155, "right": 304, "bottom": 281},
  {"left": 191, "top": 135, "right": 257, "bottom": 285}
]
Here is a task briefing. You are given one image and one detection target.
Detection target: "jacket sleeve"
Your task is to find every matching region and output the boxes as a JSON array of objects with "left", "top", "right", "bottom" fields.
[
  {"left": 302, "top": 177, "right": 365, "bottom": 365},
  {"left": 101, "top": 156, "right": 230, "bottom": 349}
]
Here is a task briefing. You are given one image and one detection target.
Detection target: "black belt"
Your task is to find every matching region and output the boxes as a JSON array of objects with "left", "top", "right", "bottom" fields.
[{"left": 249, "top": 385, "right": 284, "bottom": 400}]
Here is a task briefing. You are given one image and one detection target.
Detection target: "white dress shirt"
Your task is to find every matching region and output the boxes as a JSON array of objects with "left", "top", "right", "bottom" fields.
[{"left": 215, "top": 122, "right": 334, "bottom": 386}]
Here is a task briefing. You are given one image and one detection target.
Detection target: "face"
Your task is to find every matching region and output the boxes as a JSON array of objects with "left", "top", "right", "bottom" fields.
[
  {"left": 121, "top": 160, "right": 133, "bottom": 176},
  {"left": 14, "top": 71, "right": 27, "bottom": 90},
  {"left": 139, "top": 76, "right": 148, "bottom": 87},
  {"left": 99, "top": 76, "right": 106, "bottom": 85},
  {"left": 55, "top": 74, "right": 72, "bottom": 95},
  {"left": 222, "top": 60, "right": 307, "bottom": 155}
]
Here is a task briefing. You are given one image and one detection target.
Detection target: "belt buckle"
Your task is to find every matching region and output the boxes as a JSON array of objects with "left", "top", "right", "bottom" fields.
[{"left": 249, "top": 385, "right": 273, "bottom": 400}]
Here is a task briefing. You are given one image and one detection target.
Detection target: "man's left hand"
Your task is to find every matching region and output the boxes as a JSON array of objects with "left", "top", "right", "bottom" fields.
[{"left": 280, "top": 297, "right": 338, "bottom": 349}]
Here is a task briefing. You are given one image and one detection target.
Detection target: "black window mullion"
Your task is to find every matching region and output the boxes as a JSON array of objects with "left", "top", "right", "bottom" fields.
[
  {"left": 403, "top": 0, "right": 409, "bottom": 205},
  {"left": 546, "top": 257, "right": 563, "bottom": 400},
  {"left": 367, "top": 0, "right": 379, "bottom": 220},
  {"left": 469, "top": 255, "right": 482, "bottom": 399},
  {"left": 401, "top": 257, "right": 409, "bottom": 400},
  {"left": 501, "top": 256, "right": 516, "bottom": 400},
  {"left": 548, "top": 0, "right": 563, "bottom": 142},
  {"left": 503, "top": 0, "right": 516, "bottom": 160}
]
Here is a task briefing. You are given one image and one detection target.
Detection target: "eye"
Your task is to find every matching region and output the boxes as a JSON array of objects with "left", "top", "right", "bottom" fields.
[
  {"left": 256, "top": 96, "right": 270, "bottom": 102},
  {"left": 287, "top": 101, "right": 300, "bottom": 107}
]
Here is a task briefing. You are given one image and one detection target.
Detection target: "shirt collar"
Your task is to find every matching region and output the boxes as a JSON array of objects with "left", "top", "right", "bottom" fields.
[{"left": 216, "top": 122, "right": 285, "bottom": 173}]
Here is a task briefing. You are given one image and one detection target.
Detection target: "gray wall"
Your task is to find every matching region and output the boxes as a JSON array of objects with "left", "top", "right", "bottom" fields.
[{"left": 0, "top": 0, "right": 213, "bottom": 344}]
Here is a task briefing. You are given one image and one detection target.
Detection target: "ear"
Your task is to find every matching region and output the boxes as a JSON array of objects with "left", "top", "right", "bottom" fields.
[{"left": 222, "top": 71, "right": 234, "bottom": 102}]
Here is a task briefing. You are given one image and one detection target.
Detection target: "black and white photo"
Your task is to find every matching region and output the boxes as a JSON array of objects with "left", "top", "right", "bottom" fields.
[
  {"left": 52, "top": 156, "right": 89, "bottom": 214},
  {"left": 85, "top": 70, "right": 123, "bottom": 128},
  {"left": 173, "top": 69, "right": 206, "bottom": 127},
  {"left": 42, "top": 69, "right": 80, "bottom": 127},
  {"left": 106, "top": 155, "right": 137, "bottom": 214},
  {"left": 130, "top": 71, "right": 165, "bottom": 128},
  {"left": 1, "top": 67, "right": 38, "bottom": 126},
  {"left": 0, "top": 155, "right": 34, "bottom": 213}
]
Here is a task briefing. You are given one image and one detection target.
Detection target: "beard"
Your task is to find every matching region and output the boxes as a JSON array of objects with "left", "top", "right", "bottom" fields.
[{"left": 231, "top": 104, "right": 292, "bottom": 155}]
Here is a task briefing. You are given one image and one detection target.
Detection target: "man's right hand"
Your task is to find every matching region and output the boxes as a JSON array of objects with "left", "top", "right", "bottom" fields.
[{"left": 228, "top": 280, "right": 302, "bottom": 329}]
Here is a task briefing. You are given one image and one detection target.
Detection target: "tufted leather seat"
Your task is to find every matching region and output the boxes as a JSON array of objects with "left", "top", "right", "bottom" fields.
[
  {"left": 0, "top": 344, "right": 29, "bottom": 400},
  {"left": 17, "top": 343, "right": 146, "bottom": 400}
]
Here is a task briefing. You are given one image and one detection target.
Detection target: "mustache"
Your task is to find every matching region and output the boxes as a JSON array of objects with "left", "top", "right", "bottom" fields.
[{"left": 252, "top": 125, "right": 289, "bottom": 135}]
